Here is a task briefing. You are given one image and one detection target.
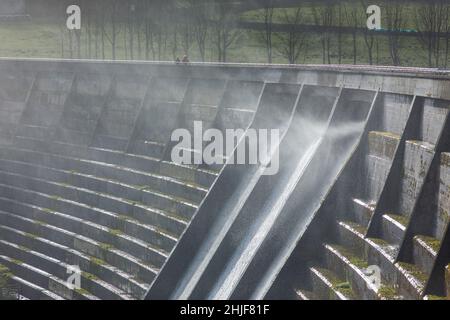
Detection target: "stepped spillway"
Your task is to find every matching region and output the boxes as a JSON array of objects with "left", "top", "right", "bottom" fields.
[{"left": 0, "top": 59, "right": 449, "bottom": 300}]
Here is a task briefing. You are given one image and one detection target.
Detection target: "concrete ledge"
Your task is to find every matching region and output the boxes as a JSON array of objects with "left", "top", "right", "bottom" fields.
[
  {"left": 352, "top": 198, "right": 375, "bottom": 229},
  {"left": 0, "top": 158, "right": 197, "bottom": 220},
  {"left": 0, "top": 201, "right": 169, "bottom": 269},
  {"left": 0, "top": 239, "right": 148, "bottom": 298},
  {"left": 0, "top": 180, "right": 184, "bottom": 243},
  {"left": 0, "top": 255, "right": 98, "bottom": 300},
  {"left": 309, "top": 266, "right": 355, "bottom": 300},
  {"left": 337, "top": 221, "right": 367, "bottom": 258},
  {"left": 0, "top": 144, "right": 207, "bottom": 204},
  {"left": 368, "top": 131, "right": 400, "bottom": 160},
  {"left": 0, "top": 168, "right": 188, "bottom": 240},
  {"left": 412, "top": 236, "right": 439, "bottom": 277},
  {"left": 0, "top": 224, "right": 157, "bottom": 285},
  {"left": 7, "top": 274, "right": 65, "bottom": 300},
  {"left": 395, "top": 262, "right": 427, "bottom": 300},
  {"left": 10, "top": 135, "right": 218, "bottom": 188},
  {"left": 324, "top": 244, "right": 398, "bottom": 300},
  {"left": 381, "top": 214, "right": 407, "bottom": 247},
  {"left": 365, "top": 238, "right": 398, "bottom": 285},
  {"left": 294, "top": 289, "right": 316, "bottom": 300}
]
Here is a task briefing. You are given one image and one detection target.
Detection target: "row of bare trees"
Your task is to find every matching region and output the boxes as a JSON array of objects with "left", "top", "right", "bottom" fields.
[
  {"left": 59, "top": 0, "right": 243, "bottom": 63},
  {"left": 257, "top": 0, "right": 450, "bottom": 67},
  {"left": 58, "top": 0, "right": 450, "bottom": 67}
]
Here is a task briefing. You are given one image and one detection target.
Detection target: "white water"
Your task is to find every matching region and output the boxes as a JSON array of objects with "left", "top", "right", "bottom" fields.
[{"left": 210, "top": 139, "right": 322, "bottom": 299}]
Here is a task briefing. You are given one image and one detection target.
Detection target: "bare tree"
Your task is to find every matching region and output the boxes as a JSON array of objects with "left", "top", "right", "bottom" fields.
[
  {"left": 385, "top": 0, "right": 405, "bottom": 65},
  {"left": 313, "top": 2, "right": 334, "bottom": 64},
  {"left": 444, "top": 4, "right": 450, "bottom": 67},
  {"left": 360, "top": 0, "right": 375, "bottom": 65},
  {"left": 345, "top": 4, "right": 361, "bottom": 64},
  {"left": 211, "top": 1, "right": 242, "bottom": 62},
  {"left": 102, "top": 0, "right": 121, "bottom": 60},
  {"left": 336, "top": 3, "right": 343, "bottom": 64},
  {"left": 274, "top": 7, "right": 308, "bottom": 64},
  {"left": 257, "top": 0, "right": 275, "bottom": 63},
  {"left": 415, "top": 0, "right": 448, "bottom": 67}
]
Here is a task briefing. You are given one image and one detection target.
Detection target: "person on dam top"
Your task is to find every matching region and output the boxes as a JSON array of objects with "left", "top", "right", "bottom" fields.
[{"left": 182, "top": 55, "right": 190, "bottom": 63}]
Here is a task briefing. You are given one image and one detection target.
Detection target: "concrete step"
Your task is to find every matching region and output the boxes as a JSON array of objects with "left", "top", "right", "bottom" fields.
[
  {"left": 337, "top": 221, "right": 367, "bottom": 258},
  {"left": 0, "top": 239, "right": 149, "bottom": 298},
  {"left": 0, "top": 202, "right": 169, "bottom": 270},
  {"left": 0, "top": 168, "right": 188, "bottom": 240},
  {"left": 0, "top": 224, "right": 157, "bottom": 285},
  {"left": 0, "top": 192, "right": 176, "bottom": 254},
  {"left": 324, "top": 244, "right": 400, "bottom": 300},
  {"left": 368, "top": 131, "right": 400, "bottom": 160},
  {"left": 395, "top": 262, "right": 428, "bottom": 300},
  {"left": 365, "top": 237, "right": 399, "bottom": 285},
  {"left": 55, "top": 127, "right": 93, "bottom": 146},
  {"left": 2, "top": 272, "right": 65, "bottom": 300},
  {"left": 90, "top": 134, "right": 128, "bottom": 152},
  {"left": 338, "top": 220, "right": 404, "bottom": 288},
  {"left": 0, "top": 180, "right": 186, "bottom": 240},
  {"left": 183, "top": 104, "right": 219, "bottom": 123},
  {"left": 16, "top": 125, "right": 55, "bottom": 141},
  {"left": 0, "top": 158, "right": 198, "bottom": 221},
  {"left": 128, "top": 140, "right": 165, "bottom": 160},
  {"left": 412, "top": 235, "right": 440, "bottom": 277},
  {"left": 380, "top": 214, "right": 408, "bottom": 246},
  {"left": 0, "top": 255, "right": 100, "bottom": 300},
  {"left": 294, "top": 289, "right": 317, "bottom": 300},
  {"left": 10, "top": 136, "right": 218, "bottom": 188},
  {"left": 352, "top": 198, "right": 375, "bottom": 228},
  {"left": 397, "top": 140, "right": 435, "bottom": 218},
  {"left": 363, "top": 155, "right": 392, "bottom": 202},
  {"left": 0, "top": 144, "right": 207, "bottom": 204},
  {"left": 309, "top": 266, "right": 356, "bottom": 300}
]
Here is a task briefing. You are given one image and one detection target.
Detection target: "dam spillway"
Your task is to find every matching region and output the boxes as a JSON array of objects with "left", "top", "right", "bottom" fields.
[{"left": 0, "top": 59, "right": 449, "bottom": 300}]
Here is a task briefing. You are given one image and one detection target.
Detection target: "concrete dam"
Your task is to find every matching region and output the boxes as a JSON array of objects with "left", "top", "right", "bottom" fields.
[{"left": 0, "top": 59, "right": 449, "bottom": 300}]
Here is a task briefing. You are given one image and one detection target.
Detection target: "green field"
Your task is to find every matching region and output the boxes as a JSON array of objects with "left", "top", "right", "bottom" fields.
[{"left": 0, "top": 1, "right": 446, "bottom": 68}]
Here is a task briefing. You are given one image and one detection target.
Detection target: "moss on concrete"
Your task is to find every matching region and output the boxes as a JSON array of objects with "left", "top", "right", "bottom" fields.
[
  {"left": 108, "top": 229, "right": 124, "bottom": 237},
  {"left": 314, "top": 267, "right": 355, "bottom": 299},
  {"left": 98, "top": 242, "right": 114, "bottom": 251},
  {"left": 416, "top": 235, "right": 441, "bottom": 253},
  {"left": 18, "top": 245, "right": 30, "bottom": 252},
  {"left": 90, "top": 257, "right": 106, "bottom": 266},
  {"left": 82, "top": 271, "right": 98, "bottom": 281},
  {"left": 397, "top": 262, "right": 428, "bottom": 285},
  {"left": 335, "top": 245, "right": 369, "bottom": 269},
  {"left": 425, "top": 295, "right": 447, "bottom": 300},
  {"left": 41, "top": 208, "right": 55, "bottom": 214},
  {"left": 75, "top": 287, "right": 91, "bottom": 296},
  {"left": 0, "top": 264, "right": 14, "bottom": 298},
  {"left": 24, "top": 232, "right": 38, "bottom": 239},
  {"left": 387, "top": 214, "right": 409, "bottom": 227},
  {"left": 10, "top": 259, "right": 24, "bottom": 266},
  {"left": 378, "top": 285, "right": 398, "bottom": 300}
]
